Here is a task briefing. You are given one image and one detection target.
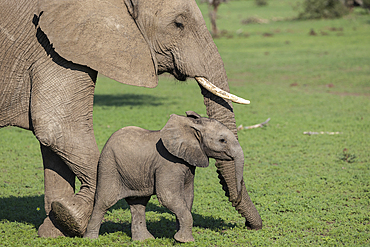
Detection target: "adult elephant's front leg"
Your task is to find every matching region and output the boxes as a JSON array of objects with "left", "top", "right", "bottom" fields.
[
  {"left": 39, "top": 142, "right": 99, "bottom": 237},
  {"left": 31, "top": 60, "right": 99, "bottom": 237},
  {"left": 49, "top": 131, "right": 99, "bottom": 237},
  {"left": 38, "top": 144, "right": 76, "bottom": 237}
]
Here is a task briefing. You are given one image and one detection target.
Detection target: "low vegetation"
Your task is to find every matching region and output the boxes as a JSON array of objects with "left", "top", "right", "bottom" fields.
[
  {"left": 1, "top": 0, "right": 369, "bottom": 246},
  {"left": 255, "top": 0, "right": 268, "bottom": 6},
  {"left": 295, "top": 0, "right": 349, "bottom": 20}
]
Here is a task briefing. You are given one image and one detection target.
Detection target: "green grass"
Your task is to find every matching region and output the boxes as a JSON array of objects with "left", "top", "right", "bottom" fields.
[{"left": 1, "top": 1, "right": 370, "bottom": 246}]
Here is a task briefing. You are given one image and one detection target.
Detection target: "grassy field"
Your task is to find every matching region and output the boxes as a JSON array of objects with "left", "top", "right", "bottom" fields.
[{"left": 1, "top": 0, "right": 370, "bottom": 246}]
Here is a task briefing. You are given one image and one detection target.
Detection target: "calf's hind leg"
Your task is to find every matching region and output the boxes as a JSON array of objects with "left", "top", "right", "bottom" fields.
[
  {"left": 83, "top": 187, "right": 121, "bottom": 238},
  {"left": 84, "top": 162, "right": 122, "bottom": 239},
  {"left": 126, "top": 196, "right": 154, "bottom": 241}
]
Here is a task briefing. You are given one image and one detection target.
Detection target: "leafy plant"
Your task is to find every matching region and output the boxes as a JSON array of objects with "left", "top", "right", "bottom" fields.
[
  {"left": 295, "top": 0, "right": 349, "bottom": 19},
  {"left": 255, "top": 0, "right": 268, "bottom": 6},
  {"left": 338, "top": 148, "right": 357, "bottom": 163},
  {"left": 363, "top": 0, "right": 370, "bottom": 9}
]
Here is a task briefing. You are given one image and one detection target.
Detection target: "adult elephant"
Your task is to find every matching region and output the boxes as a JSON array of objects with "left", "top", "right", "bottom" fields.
[{"left": 0, "top": 0, "right": 262, "bottom": 237}]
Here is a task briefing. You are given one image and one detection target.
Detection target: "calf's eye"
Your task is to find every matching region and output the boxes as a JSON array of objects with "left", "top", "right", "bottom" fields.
[{"left": 219, "top": 139, "right": 226, "bottom": 143}]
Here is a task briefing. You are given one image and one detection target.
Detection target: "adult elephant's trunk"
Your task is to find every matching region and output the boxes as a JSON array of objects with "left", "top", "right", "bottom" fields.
[{"left": 196, "top": 46, "right": 262, "bottom": 230}]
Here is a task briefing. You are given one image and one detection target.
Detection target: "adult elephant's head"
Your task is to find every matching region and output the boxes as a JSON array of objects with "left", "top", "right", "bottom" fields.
[{"left": 38, "top": 0, "right": 262, "bottom": 229}]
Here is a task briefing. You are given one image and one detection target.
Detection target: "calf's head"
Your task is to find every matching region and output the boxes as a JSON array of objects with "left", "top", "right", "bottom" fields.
[{"left": 160, "top": 111, "right": 245, "bottom": 194}]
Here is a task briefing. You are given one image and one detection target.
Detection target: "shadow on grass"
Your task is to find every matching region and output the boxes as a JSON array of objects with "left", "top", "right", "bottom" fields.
[
  {"left": 100, "top": 199, "right": 236, "bottom": 239},
  {"left": 0, "top": 195, "right": 45, "bottom": 227},
  {"left": 0, "top": 196, "right": 236, "bottom": 239},
  {"left": 93, "top": 94, "right": 165, "bottom": 107}
]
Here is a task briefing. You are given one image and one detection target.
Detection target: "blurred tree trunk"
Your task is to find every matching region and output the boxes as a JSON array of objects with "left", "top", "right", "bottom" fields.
[
  {"left": 202, "top": 0, "right": 228, "bottom": 37},
  {"left": 209, "top": 1, "right": 220, "bottom": 36}
]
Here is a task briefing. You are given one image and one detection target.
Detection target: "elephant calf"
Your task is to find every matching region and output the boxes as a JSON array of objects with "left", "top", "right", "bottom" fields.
[{"left": 84, "top": 111, "right": 245, "bottom": 242}]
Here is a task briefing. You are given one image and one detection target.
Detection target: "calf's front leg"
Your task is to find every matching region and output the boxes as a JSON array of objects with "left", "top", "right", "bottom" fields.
[
  {"left": 126, "top": 197, "right": 154, "bottom": 241},
  {"left": 156, "top": 166, "right": 194, "bottom": 243}
]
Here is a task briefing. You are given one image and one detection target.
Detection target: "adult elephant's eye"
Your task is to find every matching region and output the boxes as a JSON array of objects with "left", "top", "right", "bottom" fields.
[
  {"left": 174, "top": 15, "right": 185, "bottom": 30},
  {"left": 175, "top": 21, "right": 184, "bottom": 30}
]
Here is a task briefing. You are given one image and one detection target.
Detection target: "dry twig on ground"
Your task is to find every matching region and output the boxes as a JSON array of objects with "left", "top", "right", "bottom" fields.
[
  {"left": 237, "top": 118, "right": 270, "bottom": 131},
  {"left": 303, "top": 131, "right": 342, "bottom": 135}
]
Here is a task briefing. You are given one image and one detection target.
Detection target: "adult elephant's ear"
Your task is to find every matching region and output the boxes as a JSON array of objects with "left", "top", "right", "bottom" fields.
[
  {"left": 38, "top": 0, "right": 157, "bottom": 88},
  {"left": 160, "top": 115, "right": 209, "bottom": 168}
]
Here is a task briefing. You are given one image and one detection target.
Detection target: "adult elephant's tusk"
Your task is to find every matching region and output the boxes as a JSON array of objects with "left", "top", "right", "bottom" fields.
[{"left": 195, "top": 77, "right": 250, "bottom": 105}]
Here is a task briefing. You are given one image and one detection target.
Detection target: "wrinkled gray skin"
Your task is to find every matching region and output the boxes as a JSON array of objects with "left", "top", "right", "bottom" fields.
[
  {"left": 0, "top": 0, "right": 262, "bottom": 237},
  {"left": 84, "top": 111, "right": 245, "bottom": 242}
]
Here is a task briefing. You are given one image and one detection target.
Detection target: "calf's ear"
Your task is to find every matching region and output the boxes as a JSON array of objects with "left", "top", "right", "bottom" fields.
[
  {"left": 186, "top": 111, "right": 202, "bottom": 119},
  {"left": 38, "top": 0, "right": 157, "bottom": 88},
  {"left": 160, "top": 115, "right": 209, "bottom": 168}
]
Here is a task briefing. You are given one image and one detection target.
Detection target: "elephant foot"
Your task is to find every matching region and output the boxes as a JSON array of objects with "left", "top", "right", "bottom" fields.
[
  {"left": 174, "top": 230, "right": 194, "bottom": 243},
  {"left": 51, "top": 197, "right": 93, "bottom": 237},
  {"left": 245, "top": 219, "right": 263, "bottom": 230},
  {"left": 83, "top": 230, "right": 99, "bottom": 239},
  {"left": 131, "top": 229, "right": 155, "bottom": 241},
  {"left": 38, "top": 213, "right": 66, "bottom": 238}
]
